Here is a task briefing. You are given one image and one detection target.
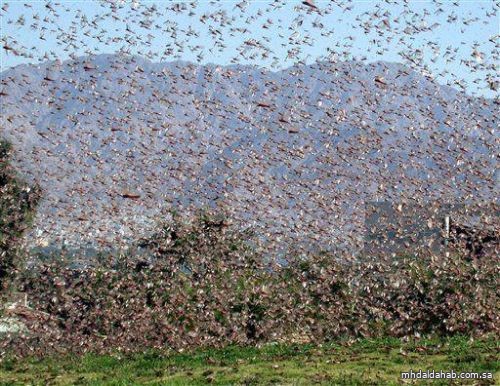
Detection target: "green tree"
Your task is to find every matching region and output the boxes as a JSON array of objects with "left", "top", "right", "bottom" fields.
[{"left": 0, "top": 140, "right": 40, "bottom": 291}]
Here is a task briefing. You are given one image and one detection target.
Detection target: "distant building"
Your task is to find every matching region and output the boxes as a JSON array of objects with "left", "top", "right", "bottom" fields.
[{"left": 364, "top": 201, "right": 499, "bottom": 258}]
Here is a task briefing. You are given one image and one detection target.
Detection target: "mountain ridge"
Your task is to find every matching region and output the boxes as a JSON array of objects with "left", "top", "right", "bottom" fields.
[
  {"left": 2, "top": 53, "right": 492, "bottom": 101},
  {"left": 1, "top": 54, "right": 497, "bottom": 255}
]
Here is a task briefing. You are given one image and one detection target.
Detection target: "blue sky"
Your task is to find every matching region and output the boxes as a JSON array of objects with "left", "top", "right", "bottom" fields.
[{"left": 1, "top": 0, "right": 498, "bottom": 96}]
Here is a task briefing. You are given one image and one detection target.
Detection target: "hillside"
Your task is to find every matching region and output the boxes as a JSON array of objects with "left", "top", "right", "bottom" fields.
[{"left": 0, "top": 54, "right": 497, "bottom": 254}]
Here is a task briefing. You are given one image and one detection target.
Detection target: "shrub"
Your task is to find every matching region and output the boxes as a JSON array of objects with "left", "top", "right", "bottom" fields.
[{"left": 3, "top": 211, "right": 497, "bottom": 357}]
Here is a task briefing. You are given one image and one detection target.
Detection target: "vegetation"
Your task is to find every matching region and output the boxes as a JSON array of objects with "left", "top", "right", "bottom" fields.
[
  {"left": 0, "top": 147, "right": 497, "bottom": 383},
  {"left": 0, "top": 336, "right": 497, "bottom": 385},
  {"left": 0, "top": 211, "right": 495, "bottom": 358},
  {"left": 0, "top": 140, "right": 40, "bottom": 292}
]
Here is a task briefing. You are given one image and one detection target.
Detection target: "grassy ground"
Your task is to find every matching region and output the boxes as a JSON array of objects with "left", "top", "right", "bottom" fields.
[{"left": 0, "top": 336, "right": 497, "bottom": 385}]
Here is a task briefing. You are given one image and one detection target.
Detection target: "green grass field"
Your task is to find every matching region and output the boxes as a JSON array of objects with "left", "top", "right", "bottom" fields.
[{"left": 0, "top": 336, "right": 497, "bottom": 385}]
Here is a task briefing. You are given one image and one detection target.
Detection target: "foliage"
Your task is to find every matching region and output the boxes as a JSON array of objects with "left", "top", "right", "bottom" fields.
[
  {"left": 0, "top": 140, "right": 40, "bottom": 292},
  {"left": 2, "top": 212, "right": 498, "bottom": 358}
]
